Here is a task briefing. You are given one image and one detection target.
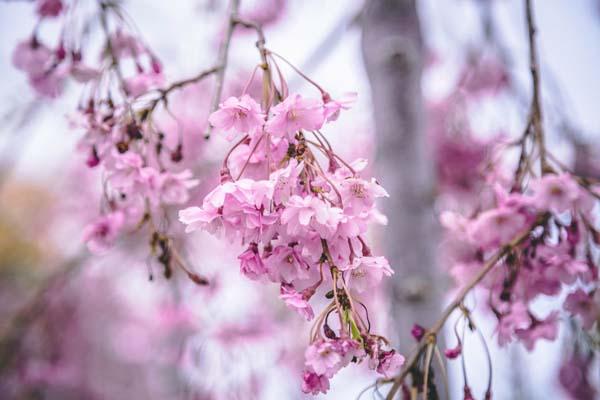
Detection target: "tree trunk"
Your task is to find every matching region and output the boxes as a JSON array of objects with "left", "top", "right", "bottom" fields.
[{"left": 361, "top": 0, "right": 441, "bottom": 354}]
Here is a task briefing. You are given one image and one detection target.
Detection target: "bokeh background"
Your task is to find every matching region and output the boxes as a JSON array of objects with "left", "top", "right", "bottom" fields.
[{"left": 0, "top": 0, "right": 599, "bottom": 399}]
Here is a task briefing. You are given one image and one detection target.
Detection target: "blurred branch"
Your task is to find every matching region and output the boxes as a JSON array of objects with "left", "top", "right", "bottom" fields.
[
  {"left": 0, "top": 252, "right": 87, "bottom": 377},
  {"left": 204, "top": 0, "right": 241, "bottom": 140},
  {"left": 525, "top": 0, "right": 548, "bottom": 173},
  {"left": 0, "top": 99, "right": 43, "bottom": 193},
  {"left": 292, "top": 9, "right": 361, "bottom": 84}
]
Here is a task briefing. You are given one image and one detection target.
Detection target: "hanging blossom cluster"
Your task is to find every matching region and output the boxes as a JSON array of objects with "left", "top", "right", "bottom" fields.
[
  {"left": 428, "top": 50, "right": 600, "bottom": 400},
  {"left": 179, "top": 45, "right": 403, "bottom": 393},
  {"left": 11, "top": 0, "right": 210, "bottom": 283},
  {"left": 442, "top": 171, "right": 599, "bottom": 349},
  {"left": 435, "top": 49, "right": 600, "bottom": 355},
  {"left": 380, "top": 4, "right": 600, "bottom": 396}
]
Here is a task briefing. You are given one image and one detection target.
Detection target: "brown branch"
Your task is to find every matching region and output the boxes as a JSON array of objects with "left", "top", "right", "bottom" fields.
[
  {"left": 383, "top": 216, "right": 546, "bottom": 399},
  {"left": 99, "top": 1, "right": 128, "bottom": 97},
  {"left": 525, "top": 0, "right": 548, "bottom": 174},
  {"left": 204, "top": 0, "right": 241, "bottom": 140},
  {"left": 146, "top": 65, "right": 221, "bottom": 113}
]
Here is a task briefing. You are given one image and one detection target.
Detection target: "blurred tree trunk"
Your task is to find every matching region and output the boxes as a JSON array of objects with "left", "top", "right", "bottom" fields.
[{"left": 361, "top": 0, "right": 441, "bottom": 353}]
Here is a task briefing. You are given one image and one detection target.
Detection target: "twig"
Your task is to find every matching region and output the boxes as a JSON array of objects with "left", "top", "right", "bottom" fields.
[
  {"left": 146, "top": 65, "right": 221, "bottom": 113},
  {"left": 99, "top": 1, "right": 128, "bottom": 96},
  {"left": 525, "top": 0, "right": 548, "bottom": 173},
  {"left": 204, "top": 0, "right": 241, "bottom": 140}
]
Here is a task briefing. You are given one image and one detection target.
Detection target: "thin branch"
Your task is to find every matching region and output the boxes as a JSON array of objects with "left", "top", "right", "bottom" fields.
[
  {"left": 99, "top": 1, "right": 128, "bottom": 96},
  {"left": 204, "top": 0, "right": 241, "bottom": 140},
  {"left": 146, "top": 65, "right": 221, "bottom": 113},
  {"left": 525, "top": 0, "right": 548, "bottom": 173}
]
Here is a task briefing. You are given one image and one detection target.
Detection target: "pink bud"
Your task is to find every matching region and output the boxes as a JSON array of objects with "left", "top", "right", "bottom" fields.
[{"left": 411, "top": 324, "right": 425, "bottom": 341}]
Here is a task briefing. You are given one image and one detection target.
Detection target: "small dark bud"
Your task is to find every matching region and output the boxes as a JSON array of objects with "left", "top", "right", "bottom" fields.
[
  {"left": 86, "top": 146, "right": 100, "bottom": 168},
  {"left": 139, "top": 108, "right": 150, "bottom": 122},
  {"left": 500, "top": 288, "right": 511, "bottom": 302},
  {"left": 506, "top": 251, "right": 517, "bottom": 266},
  {"left": 187, "top": 272, "right": 209, "bottom": 286},
  {"left": 170, "top": 144, "right": 183, "bottom": 163},
  {"left": 411, "top": 324, "right": 425, "bottom": 341},
  {"left": 116, "top": 141, "right": 129, "bottom": 153},
  {"left": 56, "top": 42, "right": 66, "bottom": 61},
  {"left": 30, "top": 35, "right": 40, "bottom": 49},
  {"left": 323, "top": 324, "right": 337, "bottom": 339},
  {"left": 151, "top": 58, "right": 162, "bottom": 74},
  {"left": 126, "top": 123, "right": 143, "bottom": 140},
  {"left": 287, "top": 143, "right": 296, "bottom": 158},
  {"left": 325, "top": 290, "right": 334, "bottom": 299}
]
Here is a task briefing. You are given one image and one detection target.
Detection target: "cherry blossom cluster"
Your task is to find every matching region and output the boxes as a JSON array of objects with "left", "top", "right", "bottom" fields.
[
  {"left": 12, "top": 0, "right": 208, "bottom": 283},
  {"left": 179, "top": 51, "right": 403, "bottom": 394},
  {"left": 432, "top": 46, "right": 600, "bottom": 357},
  {"left": 442, "top": 170, "right": 599, "bottom": 350}
]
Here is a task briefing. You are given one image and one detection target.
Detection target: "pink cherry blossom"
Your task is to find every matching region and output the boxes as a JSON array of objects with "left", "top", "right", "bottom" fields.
[
  {"left": 323, "top": 92, "right": 357, "bottom": 122},
  {"left": 269, "top": 159, "right": 303, "bottom": 204},
  {"left": 559, "top": 352, "right": 597, "bottom": 399},
  {"left": 12, "top": 39, "right": 52, "bottom": 76},
  {"left": 564, "top": 289, "right": 599, "bottom": 329},
  {"left": 238, "top": 243, "right": 267, "bottom": 280},
  {"left": 30, "top": 67, "right": 67, "bottom": 98},
  {"left": 178, "top": 206, "right": 212, "bottom": 233},
  {"left": 279, "top": 283, "right": 314, "bottom": 321},
  {"left": 339, "top": 177, "right": 388, "bottom": 215},
  {"left": 264, "top": 245, "right": 310, "bottom": 283},
  {"left": 344, "top": 256, "right": 393, "bottom": 293},
  {"left": 496, "top": 302, "right": 531, "bottom": 346},
  {"left": 301, "top": 371, "right": 330, "bottom": 395},
  {"left": 208, "top": 95, "right": 265, "bottom": 139},
  {"left": 36, "top": 0, "right": 63, "bottom": 18},
  {"left": 141, "top": 169, "right": 198, "bottom": 205},
  {"left": 467, "top": 207, "right": 528, "bottom": 250},
  {"left": 304, "top": 338, "right": 360, "bottom": 378},
  {"left": 530, "top": 173, "right": 581, "bottom": 213},
  {"left": 265, "top": 94, "right": 325, "bottom": 139},
  {"left": 280, "top": 195, "right": 342, "bottom": 238},
  {"left": 108, "top": 152, "right": 144, "bottom": 191},
  {"left": 110, "top": 30, "right": 146, "bottom": 58},
  {"left": 376, "top": 350, "right": 405, "bottom": 378},
  {"left": 304, "top": 339, "right": 342, "bottom": 377},
  {"left": 82, "top": 211, "right": 125, "bottom": 254},
  {"left": 515, "top": 311, "right": 559, "bottom": 351},
  {"left": 125, "top": 72, "right": 164, "bottom": 97}
]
